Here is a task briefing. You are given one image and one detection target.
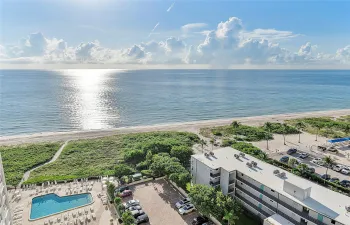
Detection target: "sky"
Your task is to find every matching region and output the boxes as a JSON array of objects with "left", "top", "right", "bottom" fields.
[{"left": 0, "top": 0, "right": 350, "bottom": 68}]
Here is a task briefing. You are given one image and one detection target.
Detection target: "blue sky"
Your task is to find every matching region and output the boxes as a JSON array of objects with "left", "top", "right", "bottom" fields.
[{"left": 1, "top": 0, "right": 350, "bottom": 68}]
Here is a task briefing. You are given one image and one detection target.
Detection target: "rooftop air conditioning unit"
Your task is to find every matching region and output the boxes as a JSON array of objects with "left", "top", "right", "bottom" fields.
[
  {"left": 345, "top": 205, "right": 350, "bottom": 212},
  {"left": 246, "top": 162, "right": 252, "bottom": 168},
  {"left": 204, "top": 153, "right": 210, "bottom": 157},
  {"left": 210, "top": 151, "right": 214, "bottom": 156},
  {"left": 251, "top": 161, "right": 257, "bottom": 167},
  {"left": 234, "top": 154, "right": 239, "bottom": 159},
  {"left": 239, "top": 153, "right": 245, "bottom": 157},
  {"left": 273, "top": 170, "right": 280, "bottom": 175},
  {"left": 280, "top": 172, "right": 286, "bottom": 178}
]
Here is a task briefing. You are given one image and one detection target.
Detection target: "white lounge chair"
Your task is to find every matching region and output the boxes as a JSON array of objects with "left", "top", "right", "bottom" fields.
[
  {"left": 86, "top": 215, "right": 91, "bottom": 222},
  {"left": 91, "top": 213, "right": 96, "bottom": 220}
]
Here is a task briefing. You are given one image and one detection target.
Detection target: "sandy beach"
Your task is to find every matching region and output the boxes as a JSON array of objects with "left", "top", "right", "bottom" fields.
[{"left": 1, "top": 109, "right": 350, "bottom": 146}]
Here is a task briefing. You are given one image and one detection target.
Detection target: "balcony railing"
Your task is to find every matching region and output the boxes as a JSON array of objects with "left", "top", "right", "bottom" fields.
[
  {"left": 235, "top": 192, "right": 270, "bottom": 218},
  {"left": 229, "top": 179, "right": 235, "bottom": 185},
  {"left": 236, "top": 176, "right": 328, "bottom": 225},
  {"left": 210, "top": 172, "right": 221, "bottom": 178}
]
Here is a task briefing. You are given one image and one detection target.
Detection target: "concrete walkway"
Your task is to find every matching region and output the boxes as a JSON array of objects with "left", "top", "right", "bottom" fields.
[{"left": 18, "top": 140, "right": 70, "bottom": 187}]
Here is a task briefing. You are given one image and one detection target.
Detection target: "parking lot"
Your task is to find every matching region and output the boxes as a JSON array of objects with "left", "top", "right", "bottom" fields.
[
  {"left": 123, "top": 179, "right": 199, "bottom": 225},
  {"left": 271, "top": 150, "right": 350, "bottom": 182}
]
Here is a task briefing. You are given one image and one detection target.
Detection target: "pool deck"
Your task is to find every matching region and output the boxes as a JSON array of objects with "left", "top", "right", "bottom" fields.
[{"left": 9, "top": 180, "right": 117, "bottom": 225}]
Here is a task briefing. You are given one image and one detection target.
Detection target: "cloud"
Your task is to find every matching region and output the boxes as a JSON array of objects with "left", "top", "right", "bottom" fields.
[
  {"left": 1, "top": 17, "right": 350, "bottom": 68},
  {"left": 167, "top": 2, "right": 175, "bottom": 12},
  {"left": 243, "top": 29, "right": 300, "bottom": 41},
  {"left": 181, "top": 23, "right": 207, "bottom": 32},
  {"left": 148, "top": 22, "right": 160, "bottom": 37}
]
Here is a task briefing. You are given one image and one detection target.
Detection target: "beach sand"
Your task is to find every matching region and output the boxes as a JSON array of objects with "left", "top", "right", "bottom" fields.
[{"left": 1, "top": 109, "right": 350, "bottom": 145}]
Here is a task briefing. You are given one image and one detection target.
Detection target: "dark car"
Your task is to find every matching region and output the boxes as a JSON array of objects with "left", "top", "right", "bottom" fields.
[
  {"left": 192, "top": 216, "right": 209, "bottom": 225},
  {"left": 279, "top": 156, "right": 289, "bottom": 163},
  {"left": 340, "top": 180, "right": 350, "bottom": 187},
  {"left": 329, "top": 177, "right": 339, "bottom": 183},
  {"left": 287, "top": 148, "right": 297, "bottom": 155},
  {"left": 320, "top": 174, "right": 331, "bottom": 180},
  {"left": 133, "top": 210, "right": 145, "bottom": 218},
  {"left": 136, "top": 214, "right": 149, "bottom": 224},
  {"left": 114, "top": 186, "right": 130, "bottom": 196},
  {"left": 119, "top": 190, "right": 132, "bottom": 198}
]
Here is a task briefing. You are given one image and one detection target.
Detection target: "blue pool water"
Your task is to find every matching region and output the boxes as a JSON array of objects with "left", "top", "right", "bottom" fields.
[{"left": 30, "top": 193, "right": 93, "bottom": 220}]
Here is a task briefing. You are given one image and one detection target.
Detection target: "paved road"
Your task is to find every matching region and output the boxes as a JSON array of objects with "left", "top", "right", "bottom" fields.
[
  {"left": 18, "top": 140, "right": 70, "bottom": 187},
  {"left": 271, "top": 151, "right": 350, "bottom": 182}
]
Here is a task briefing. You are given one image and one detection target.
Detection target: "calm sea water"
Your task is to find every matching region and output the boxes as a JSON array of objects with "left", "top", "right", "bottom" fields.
[{"left": 1, "top": 69, "right": 350, "bottom": 136}]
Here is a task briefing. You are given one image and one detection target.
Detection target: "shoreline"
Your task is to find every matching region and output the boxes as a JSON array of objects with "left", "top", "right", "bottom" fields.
[{"left": 1, "top": 109, "right": 350, "bottom": 145}]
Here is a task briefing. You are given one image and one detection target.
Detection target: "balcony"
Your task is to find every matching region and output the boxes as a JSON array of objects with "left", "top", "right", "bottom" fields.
[
  {"left": 210, "top": 172, "right": 220, "bottom": 178},
  {"left": 210, "top": 181, "right": 220, "bottom": 187},
  {"left": 229, "top": 179, "right": 235, "bottom": 185},
  {"left": 228, "top": 187, "right": 235, "bottom": 194},
  {"left": 235, "top": 192, "right": 270, "bottom": 218},
  {"left": 236, "top": 176, "right": 328, "bottom": 225}
]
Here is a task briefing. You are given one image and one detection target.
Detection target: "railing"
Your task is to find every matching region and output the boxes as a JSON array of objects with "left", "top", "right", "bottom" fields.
[
  {"left": 236, "top": 176, "right": 327, "bottom": 225},
  {"left": 210, "top": 172, "right": 221, "bottom": 178},
  {"left": 210, "top": 181, "right": 220, "bottom": 186},
  {"left": 229, "top": 179, "right": 235, "bottom": 185},
  {"left": 235, "top": 192, "right": 270, "bottom": 218}
]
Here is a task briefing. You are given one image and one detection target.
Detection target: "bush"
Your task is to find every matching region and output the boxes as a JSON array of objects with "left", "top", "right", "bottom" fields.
[
  {"left": 221, "top": 139, "right": 236, "bottom": 147},
  {"left": 141, "top": 170, "right": 153, "bottom": 177},
  {"left": 170, "top": 145, "right": 193, "bottom": 167},
  {"left": 262, "top": 122, "right": 300, "bottom": 134},
  {"left": 123, "top": 149, "right": 145, "bottom": 165},
  {"left": 212, "top": 130, "right": 222, "bottom": 136},
  {"left": 114, "top": 164, "right": 135, "bottom": 178},
  {"left": 136, "top": 161, "right": 149, "bottom": 171}
]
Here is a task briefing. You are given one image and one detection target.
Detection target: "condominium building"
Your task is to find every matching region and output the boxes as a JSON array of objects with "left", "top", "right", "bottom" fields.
[
  {"left": 191, "top": 147, "right": 350, "bottom": 225},
  {"left": 0, "top": 154, "right": 12, "bottom": 225}
]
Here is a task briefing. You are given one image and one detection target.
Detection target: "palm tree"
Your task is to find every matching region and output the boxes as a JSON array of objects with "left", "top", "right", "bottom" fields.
[
  {"left": 231, "top": 121, "right": 241, "bottom": 129},
  {"left": 314, "top": 124, "right": 323, "bottom": 141},
  {"left": 297, "top": 163, "right": 309, "bottom": 175},
  {"left": 322, "top": 156, "right": 335, "bottom": 184},
  {"left": 199, "top": 139, "right": 207, "bottom": 153},
  {"left": 263, "top": 122, "right": 273, "bottom": 150},
  {"left": 223, "top": 211, "right": 239, "bottom": 225},
  {"left": 210, "top": 138, "right": 215, "bottom": 151},
  {"left": 343, "top": 124, "right": 350, "bottom": 137},
  {"left": 295, "top": 121, "right": 306, "bottom": 143},
  {"left": 282, "top": 123, "right": 288, "bottom": 145}
]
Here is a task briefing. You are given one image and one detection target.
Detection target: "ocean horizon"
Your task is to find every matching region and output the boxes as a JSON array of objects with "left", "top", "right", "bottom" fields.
[{"left": 1, "top": 69, "right": 350, "bottom": 136}]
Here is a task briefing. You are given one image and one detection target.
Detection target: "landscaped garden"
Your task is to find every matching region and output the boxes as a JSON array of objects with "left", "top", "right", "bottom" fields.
[
  {"left": 0, "top": 142, "right": 62, "bottom": 186},
  {"left": 24, "top": 131, "right": 199, "bottom": 187}
]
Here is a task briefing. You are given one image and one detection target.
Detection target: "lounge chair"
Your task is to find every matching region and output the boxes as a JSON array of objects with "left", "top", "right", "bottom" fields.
[
  {"left": 91, "top": 213, "right": 96, "bottom": 220},
  {"left": 90, "top": 207, "right": 94, "bottom": 212},
  {"left": 79, "top": 217, "right": 84, "bottom": 224},
  {"left": 87, "top": 215, "right": 91, "bottom": 222}
]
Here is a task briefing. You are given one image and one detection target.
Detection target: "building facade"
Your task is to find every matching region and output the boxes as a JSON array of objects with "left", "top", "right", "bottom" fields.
[
  {"left": 0, "top": 154, "right": 12, "bottom": 225},
  {"left": 191, "top": 147, "right": 350, "bottom": 225}
]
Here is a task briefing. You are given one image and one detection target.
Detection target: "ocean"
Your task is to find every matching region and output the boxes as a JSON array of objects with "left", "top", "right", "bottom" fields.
[{"left": 1, "top": 69, "right": 350, "bottom": 136}]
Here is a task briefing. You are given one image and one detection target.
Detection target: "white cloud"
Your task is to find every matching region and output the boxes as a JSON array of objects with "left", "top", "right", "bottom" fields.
[
  {"left": 181, "top": 23, "right": 207, "bottom": 32},
  {"left": 167, "top": 2, "right": 175, "bottom": 12},
  {"left": 1, "top": 17, "right": 350, "bottom": 68}
]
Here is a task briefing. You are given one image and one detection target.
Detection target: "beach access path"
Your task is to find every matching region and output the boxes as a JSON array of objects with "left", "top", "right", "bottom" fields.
[{"left": 1, "top": 109, "right": 350, "bottom": 146}]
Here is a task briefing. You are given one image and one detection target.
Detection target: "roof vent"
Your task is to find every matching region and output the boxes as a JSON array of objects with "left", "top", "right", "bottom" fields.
[
  {"left": 234, "top": 154, "right": 240, "bottom": 159},
  {"left": 246, "top": 162, "right": 252, "bottom": 168},
  {"left": 204, "top": 153, "right": 210, "bottom": 157},
  {"left": 210, "top": 151, "right": 214, "bottom": 156},
  {"left": 345, "top": 206, "right": 350, "bottom": 212},
  {"left": 251, "top": 161, "right": 257, "bottom": 167},
  {"left": 273, "top": 170, "right": 280, "bottom": 175},
  {"left": 280, "top": 172, "right": 286, "bottom": 178}
]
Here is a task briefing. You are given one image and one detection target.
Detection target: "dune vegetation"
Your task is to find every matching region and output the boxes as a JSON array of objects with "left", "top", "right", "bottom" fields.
[
  {"left": 25, "top": 131, "right": 199, "bottom": 185},
  {"left": 0, "top": 142, "right": 62, "bottom": 186}
]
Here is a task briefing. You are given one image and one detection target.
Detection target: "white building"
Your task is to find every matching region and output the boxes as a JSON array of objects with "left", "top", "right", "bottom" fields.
[
  {"left": 0, "top": 154, "right": 12, "bottom": 225},
  {"left": 191, "top": 147, "right": 350, "bottom": 225}
]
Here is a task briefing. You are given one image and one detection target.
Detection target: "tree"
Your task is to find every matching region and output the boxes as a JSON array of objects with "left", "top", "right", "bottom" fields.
[
  {"left": 323, "top": 156, "right": 335, "bottom": 183},
  {"left": 121, "top": 211, "right": 136, "bottom": 225},
  {"left": 188, "top": 184, "right": 216, "bottom": 216},
  {"left": 114, "top": 197, "right": 122, "bottom": 206},
  {"left": 114, "top": 164, "right": 135, "bottom": 179},
  {"left": 210, "top": 138, "right": 215, "bottom": 151},
  {"left": 199, "top": 139, "right": 207, "bottom": 153},
  {"left": 123, "top": 149, "right": 145, "bottom": 164},
  {"left": 223, "top": 211, "right": 239, "bottom": 225},
  {"left": 107, "top": 182, "right": 116, "bottom": 199},
  {"left": 297, "top": 163, "right": 309, "bottom": 175},
  {"left": 146, "top": 150, "right": 153, "bottom": 164},
  {"left": 231, "top": 121, "right": 241, "bottom": 129},
  {"left": 169, "top": 172, "right": 191, "bottom": 189},
  {"left": 288, "top": 158, "right": 298, "bottom": 168},
  {"left": 170, "top": 145, "right": 193, "bottom": 167},
  {"left": 282, "top": 123, "right": 288, "bottom": 145},
  {"left": 314, "top": 124, "right": 323, "bottom": 141},
  {"left": 263, "top": 122, "right": 273, "bottom": 150},
  {"left": 295, "top": 121, "right": 306, "bottom": 143}
]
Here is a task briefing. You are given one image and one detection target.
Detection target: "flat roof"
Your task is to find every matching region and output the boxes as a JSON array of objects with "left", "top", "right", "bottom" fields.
[
  {"left": 192, "top": 147, "right": 350, "bottom": 225},
  {"left": 265, "top": 214, "right": 294, "bottom": 225}
]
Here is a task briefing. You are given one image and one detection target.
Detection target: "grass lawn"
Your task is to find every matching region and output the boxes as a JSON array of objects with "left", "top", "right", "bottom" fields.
[
  {"left": 0, "top": 142, "right": 62, "bottom": 186},
  {"left": 25, "top": 131, "right": 199, "bottom": 184}
]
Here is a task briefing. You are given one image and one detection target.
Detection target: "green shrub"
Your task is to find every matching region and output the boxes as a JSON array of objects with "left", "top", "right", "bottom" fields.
[
  {"left": 221, "top": 139, "right": 236, "bottom": 147},
  {"left": 212, "top": 130, "right": 222, "bottom": 136},
  {"left": 136, "top": 161, "right": 149, "bottom": 171},
  {"left": 123, "top": 149, "right": 145, "bottom": 165},
  {"left": 262, "top": 122, "right": 300, "bottom": 134},
  {"left": 114, "top": 164, "right": 135, "bottom": 178},
  {"left": 141, "top": 170, "right": 153, "bottom": 177}
]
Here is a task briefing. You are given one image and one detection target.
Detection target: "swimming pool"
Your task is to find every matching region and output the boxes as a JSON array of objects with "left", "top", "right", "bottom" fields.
[{"left": 30, "top": 193, "right": 93, "bottom": 220}]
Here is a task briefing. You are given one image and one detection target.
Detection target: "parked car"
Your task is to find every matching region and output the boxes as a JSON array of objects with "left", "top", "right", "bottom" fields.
[
  {"left": 136, "top": 214, "right": 149, "bottom": 224},
  {"left": 123, "top": 199, "right": 140, "bottom": 208},
  {"left": 279, "top": 156, "right": 289, "bottom": 163},
  {"left": 299, "top": 153, "right": 309, "bottom": 159},
  {"left": 329, "top": 177, "right": 340, "bottom": 183},
  {"left": 287, "top": 148, "right": 297, "bottom": 155},
  {"left": 332, "top": 165, "right": 344, "bottom": 172},
  {"left": 340, "top": 180, "right": 350, "bottom": 187},
  {"left": 179, "top": 204, "right": 196, "bottom": 215},
  {"left": 341, "top": 168, "right": 350, "bottom": 175},
  {"left": 119, "top": 190, "right": 132, "bottom": 198},
  {"left": 175, "top": 197, "right": 191, "bottom": 209},
  {"left": 115, "top": 186, "right": 130, "bottom": 195},
  {"left": 327, "top": 147, "right": 338, "bottom": 152},
  {"left": 311, "top": 158, "right": 324, "bottom": 166},
  {"left": 132, "top": 210, "right": 145, "bottom": 218},
  {"left": 320, "top": 174, "right": 331, "bottom": 180},
  {"left": 192, "top": 216, "right": 209, "bottom": 225},
  {"left": 127, "top": 205, "right": 142, "bottom": 211}
]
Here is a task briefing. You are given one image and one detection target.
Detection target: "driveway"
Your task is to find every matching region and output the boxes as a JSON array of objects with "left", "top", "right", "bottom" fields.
[{"left": 123, "top": 179, "right": 198, "bottom": 225}]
